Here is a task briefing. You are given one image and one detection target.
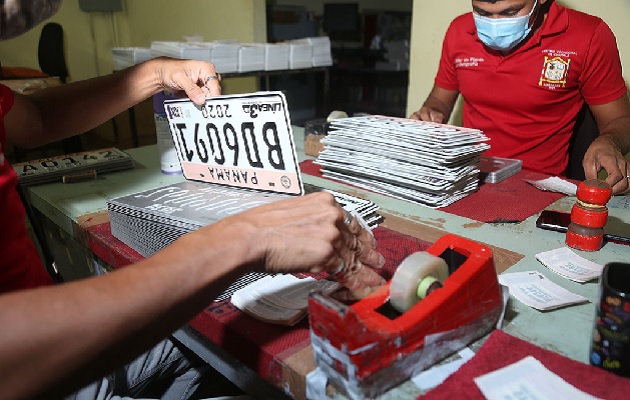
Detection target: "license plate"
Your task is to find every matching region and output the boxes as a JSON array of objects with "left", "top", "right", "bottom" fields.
[
  {"left": 12, "top": 147, "right": 131, "bottom": 177},
  {"left": 165, "top": 91, "right": 303, "bottom": 196}
]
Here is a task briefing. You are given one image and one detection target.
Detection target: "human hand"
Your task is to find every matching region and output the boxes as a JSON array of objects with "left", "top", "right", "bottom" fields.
[
  {"left": 151, "top": 57, "right": 222, "bottom": 105},
  {"left": 410, "top": 106, "right": 446, "bottom": 123},
  {"left": 211, "top": 192, "right": 386, "bottom": 298},
  {"left": 583, "top": 135, "right": 630, "bottom": 194}
]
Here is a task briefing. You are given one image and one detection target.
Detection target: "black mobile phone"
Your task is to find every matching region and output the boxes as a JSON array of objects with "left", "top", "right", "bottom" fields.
[{"left": 536, "top": 210, "right": 630, "bottom": 245}]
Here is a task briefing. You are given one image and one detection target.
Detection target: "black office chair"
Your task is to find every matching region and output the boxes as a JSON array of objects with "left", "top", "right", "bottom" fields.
[
  {"left": 38, "top": 22, "right": 69, "bottom": 83},
  {"left": 566, "top": 104, "right": 599, "bottom": 181},
  {"left": 37, "top": 22, "right": 83, "bottom": 153}
]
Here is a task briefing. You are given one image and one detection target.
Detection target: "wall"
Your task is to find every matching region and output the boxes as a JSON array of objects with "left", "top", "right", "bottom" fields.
[
  {"left": 0, "top": 0, "right": 266, "bottom": 94},
  {"left": 407, "top": 0, "right": 630, "bottom": 121}
]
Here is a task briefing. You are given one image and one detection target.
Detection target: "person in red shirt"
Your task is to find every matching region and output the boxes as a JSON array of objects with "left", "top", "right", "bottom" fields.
[
  {"left": 411, "top": 0, "right": 630, "bottom": 195},
  {"left": 0, "top": 1, "right": 386, "bottom": 399}
]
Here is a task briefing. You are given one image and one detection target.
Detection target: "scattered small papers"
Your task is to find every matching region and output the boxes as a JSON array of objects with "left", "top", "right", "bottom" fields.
[
  {"left": 231, "top": 274, "right": 340, "bottom": 325},
  {"left": 315, "top": 116, "right": 491, "bottom": 208},
  {"left": 536, "top": 247, "right": 604, "bottom": 283},
  {"left": 499, "top": 271, "right": 588, "bottom": 310},
  {"left": 525, "top": 176, "right": 577, "bottom": 196},
  {"left": 474, "top": 356, "right": 600, "bottom": 400}
]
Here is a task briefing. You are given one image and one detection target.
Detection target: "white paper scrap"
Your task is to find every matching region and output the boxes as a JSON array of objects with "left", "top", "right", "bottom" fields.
[
  {"left": 499, "top": 271, "right": 588, "bottom": 310},
  {"left": 525, "top": 176, "right": 577, "bottom": 195},
  {"left": 474, "top": 356, "right": 601, "bottom": 400},
  {"left": 536, "top": 247, "right": 604, "bottom": 282},
  {"left": 412, "top": 348, "right": 475, "bottom": 391}
]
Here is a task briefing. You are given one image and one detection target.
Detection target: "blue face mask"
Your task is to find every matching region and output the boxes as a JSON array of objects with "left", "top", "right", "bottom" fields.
[{"left": 474, "top": 0, "right": 538, "bottom": 51}]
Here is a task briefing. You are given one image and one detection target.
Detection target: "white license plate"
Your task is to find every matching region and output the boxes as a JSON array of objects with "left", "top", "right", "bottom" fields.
[
  {"left": 164, "top": 91, "right": 303, "bottom": 196},
  {"left": 12, "top": 147, "right": 130, "bottom": 176}
]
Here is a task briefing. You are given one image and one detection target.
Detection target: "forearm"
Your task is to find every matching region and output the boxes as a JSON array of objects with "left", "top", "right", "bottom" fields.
[
  {"left": 0, "top": 221, "right": 253, "bottom": 399},
  {"left": 27, "top": 58, "right": 166, "bottom": 145},
  {"left": 422, "top": 94, "right": 454, "bottom": 121},
  {"left": 411, "top": 86, "right": 458, "bottom": 123},
  {"left": 599, "top": 115, "right": 630, "bottom": 156}
]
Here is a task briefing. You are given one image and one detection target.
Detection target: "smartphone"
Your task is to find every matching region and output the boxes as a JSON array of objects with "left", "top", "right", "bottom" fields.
[{"left": 536, "top": 210, "right": 630, "bottom": 245}]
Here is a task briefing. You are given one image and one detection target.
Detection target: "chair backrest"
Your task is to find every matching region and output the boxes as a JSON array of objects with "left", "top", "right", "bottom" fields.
[
  {"left": 566, "top": 104, "right": 599, "bottom": 181},
  {"left": 38, "top": 22, "right": 68, "bottom": 83}
]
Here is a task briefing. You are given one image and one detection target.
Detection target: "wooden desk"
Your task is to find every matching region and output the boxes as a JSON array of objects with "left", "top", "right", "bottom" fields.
[{"left": 25, "top": 127, "right": 630, "bottom": 399}]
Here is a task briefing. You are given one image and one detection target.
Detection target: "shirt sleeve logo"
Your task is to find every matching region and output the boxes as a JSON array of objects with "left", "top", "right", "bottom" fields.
[{"left": 539, "top": 56, "right": 571, "bottom": 88}]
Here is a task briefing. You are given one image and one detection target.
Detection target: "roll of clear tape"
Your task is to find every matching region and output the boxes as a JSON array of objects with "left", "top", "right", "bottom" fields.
[{"left": 389, "top": 251, "right": 449, "bottom": 313}]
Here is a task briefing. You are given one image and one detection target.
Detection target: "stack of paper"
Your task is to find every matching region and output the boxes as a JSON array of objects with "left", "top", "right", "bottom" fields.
[
  {"left": 305, "top": 36, "right": 333, "bottom": 67},
  {"left": 107, "top": 181, "right": 382, "bottom": 302},
  {"left": 315, "top": 116, "right": 491, "bottom": 208},
  {"left": 111, "top": 47, "right": 154, "bottom": 70},
  {"left": 150, "top": 41, "right": 212, "bottom": 61},
  {"left": 206, "top": 41, "right": 240, "bottom": 73},
  {"left": 14, "top": 147, "right": 134, "bottom": 186},
  {"left": 237, "top": 44, "right": 266, "bottom": 72},
  {"left": 287, "top": 39, "right": 314, "bottom": 69},
  {"left": 231, "top": 274, "right": 340, "bottom": 325},
  {"left": 264, "top": 43, "right": 290, "bottom": 71}
]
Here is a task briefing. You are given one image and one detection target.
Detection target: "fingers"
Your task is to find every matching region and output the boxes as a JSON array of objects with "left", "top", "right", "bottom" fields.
[
  {"left": 614, "top": 162, "right": 630, "bottom": 194},
  {"left": 213, "top": 192, "right": 386, "bottom": 298},
  {"left": 583, "top": 135, "right": 630, "bottom": 194},
  {"left": 410, "top": 108, "right": 445, "bottom": 123},
  {"left": 201, "top": 72, "right": 222, "bottom": 97},
  {"left": 342, "top": 211, "right": 384, "bottom": 269},
  {"left": 598, "top": 156, "right": 630, "bottom": 194},
  {"left": 157, "top": 58, "right": 222, "bottom": 104},
  {"left": 185, "top": 68, "right": 221, "bottom": 104}
]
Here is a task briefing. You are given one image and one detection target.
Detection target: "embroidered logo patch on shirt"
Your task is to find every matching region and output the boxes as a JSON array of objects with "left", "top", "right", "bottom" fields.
[{"left": 539, "top": 56, "right": 571, "bottom": 89}]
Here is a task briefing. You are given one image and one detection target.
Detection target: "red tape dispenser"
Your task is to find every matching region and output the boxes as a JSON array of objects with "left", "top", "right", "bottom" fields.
[{"left": 308, "top": 234, "right": 503, "bottom": 399}]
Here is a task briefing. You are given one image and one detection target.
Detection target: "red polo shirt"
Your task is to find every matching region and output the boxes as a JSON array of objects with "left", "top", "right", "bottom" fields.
[
  {"left": 435, "top": 1, "right": 627, "bottom": 175},
  {"left": 0, "top": 84, "right": 54, "bottom": 292}
]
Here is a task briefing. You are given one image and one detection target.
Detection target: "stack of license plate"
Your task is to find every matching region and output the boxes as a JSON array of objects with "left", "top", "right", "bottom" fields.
[
  {"left": 107, "top": 181, "right": 381, "bottom": 302},
  {"left": 315, "top": 116, "right": 491, "bottom": 208}
]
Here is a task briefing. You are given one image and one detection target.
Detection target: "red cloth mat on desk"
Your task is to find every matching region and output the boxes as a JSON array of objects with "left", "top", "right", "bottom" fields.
[
  {"left": 299, "top": 160, "right": 565, "bottom": 223},
  {"left": 188, "top": 226, "right": 432, "bottom": 387},
  {"left": 419, "top": 329, "right": 630, "bottom": 399}
]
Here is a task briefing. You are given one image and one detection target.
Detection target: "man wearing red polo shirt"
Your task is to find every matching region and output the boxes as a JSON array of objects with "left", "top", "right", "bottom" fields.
[{"left": 411, "top": 0, "right": 630, "bottom": 195}]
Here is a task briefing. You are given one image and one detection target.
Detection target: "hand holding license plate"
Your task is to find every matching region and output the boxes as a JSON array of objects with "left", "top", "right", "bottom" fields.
[{"left": 164, "top": 91, "right": 304, "bottom": 195}]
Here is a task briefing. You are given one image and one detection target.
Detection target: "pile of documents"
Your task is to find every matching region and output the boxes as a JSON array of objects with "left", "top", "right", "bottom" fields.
[
  {"left": 111, "top": 47, "right": 154, "bottom": 70},
  {"left": 115, "top": 38, "right": 332, "bottom": 73},
  {"left": 107, "top": 181, "right": 382, "bottom": 302},
  {"left": 14, "top": 147, "right": 134, "bottom": 186},
  {"left": 305, "top": 36, "right": 333, "bottom": 67},
  {"left": 263, "top": 43, "right": 290, "bottom": 71},
  {"left": 315, "top": 116, "right": 491, "bottom": 208},
  {"left": 205, "top": 41, "right": 240, "bottom": 73},
  {"left": 287, "top": 39, "right": 314, "bottom": 69},
  {"left": 149, "top": 41, "right": 211, "bottom": 62},
  {"left": 237, "top": 44, "right": 265, "bottom": 72},
  {"left": 231, "top": 274, "right": 340, "bottom": 325}
]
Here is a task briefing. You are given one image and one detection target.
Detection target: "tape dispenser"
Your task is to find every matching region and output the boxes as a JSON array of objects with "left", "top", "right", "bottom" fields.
[{"left": 308, "top": 234, "right": 503, "bottom": 399}]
